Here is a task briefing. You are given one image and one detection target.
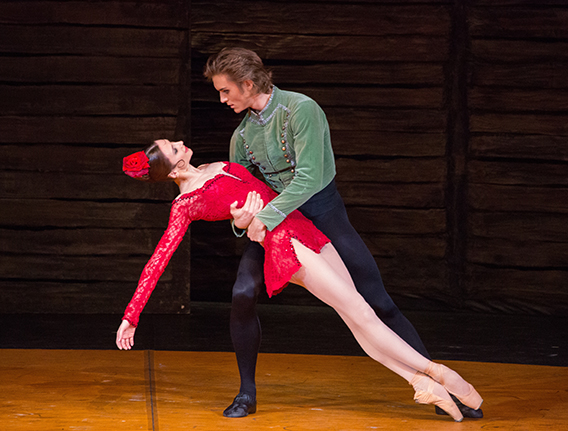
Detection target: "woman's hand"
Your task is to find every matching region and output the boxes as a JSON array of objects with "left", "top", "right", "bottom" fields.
[
  {"left": 230, "top": 191, "right": 264, "bottom": 229},
  {"left": 116, "top": 320, "right": 136, "bottom": 350}
]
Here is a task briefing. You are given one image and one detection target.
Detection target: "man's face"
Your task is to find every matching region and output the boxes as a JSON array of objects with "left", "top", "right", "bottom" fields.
[{"left": 212, "top": 74, "right": 254, "bottom": 114}]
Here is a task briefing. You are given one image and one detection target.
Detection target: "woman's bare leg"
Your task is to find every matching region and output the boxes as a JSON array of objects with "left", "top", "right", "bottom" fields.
[
  {"left": 293, "top": 242, "right": 422, "bottom": 379},
  {"left": 288, "top": 239, "right": 477, "bottom": 420},
  {"left": 289, "top": 239, "right": 433, "bottom": 380}
]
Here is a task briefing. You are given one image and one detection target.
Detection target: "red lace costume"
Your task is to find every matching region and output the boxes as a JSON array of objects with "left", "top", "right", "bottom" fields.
[{"left": 123, "top": 162, "right": 330, "bottom": 327}]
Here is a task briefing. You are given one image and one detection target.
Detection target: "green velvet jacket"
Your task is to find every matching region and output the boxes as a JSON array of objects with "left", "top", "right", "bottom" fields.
[{"left": 230, "top": 86, "right": 336, "bottom": 231}]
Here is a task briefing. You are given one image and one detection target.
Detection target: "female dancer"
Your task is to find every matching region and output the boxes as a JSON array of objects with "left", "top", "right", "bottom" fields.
[{"left": 116, "top": 139, "right": 483, "bottom": 421}]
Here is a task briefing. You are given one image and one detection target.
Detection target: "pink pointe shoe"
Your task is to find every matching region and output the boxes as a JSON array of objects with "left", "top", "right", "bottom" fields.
[
  {"left": 410, "top": 372, "right": 463, "bottom": 422},
  {"left": 426, "top": 362, "right": 483, "bottom": 410}
]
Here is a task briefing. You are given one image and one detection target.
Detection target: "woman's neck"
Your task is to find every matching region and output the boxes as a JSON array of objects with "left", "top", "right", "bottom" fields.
[
  {"left": 175, "top": 163, "right": 199, "bottom": 194},
  {"left": 174, "top": 162, "right": 224, "bottom": 195}
]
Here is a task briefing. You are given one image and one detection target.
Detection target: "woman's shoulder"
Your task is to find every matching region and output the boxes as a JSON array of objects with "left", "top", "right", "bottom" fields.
[{"left": 172, "top": 192, "right": 197, "bottom": 206}]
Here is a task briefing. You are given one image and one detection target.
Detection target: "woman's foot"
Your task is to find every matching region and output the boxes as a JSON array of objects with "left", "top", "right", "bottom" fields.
[
  {"left": 426, "top": 362, "right": 483, "bottom": 410},
  {"left": 410, "top": 372, "right": 463, "bottom": 422}
]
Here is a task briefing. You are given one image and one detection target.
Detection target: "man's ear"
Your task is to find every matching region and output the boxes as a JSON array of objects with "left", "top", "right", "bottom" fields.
[{"left": 242, "top": 80, "right": 254, "bottom": 93}]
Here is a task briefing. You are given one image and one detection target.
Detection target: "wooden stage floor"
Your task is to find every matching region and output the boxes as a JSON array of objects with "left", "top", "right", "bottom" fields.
[
  {"left": 1, "top": 303, "right": 568, "bottom": 430},
  {"left": 1, "top": 349, "right": 568, "bottom": 430}
]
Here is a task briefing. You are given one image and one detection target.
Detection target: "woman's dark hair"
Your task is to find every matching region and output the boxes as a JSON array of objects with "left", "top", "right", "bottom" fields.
[
  {"left": 145, "top": 141, "right": 175, "bottom": 182},
  {"left": 203, "top": 47, "right": 273, "bottom": 94}
]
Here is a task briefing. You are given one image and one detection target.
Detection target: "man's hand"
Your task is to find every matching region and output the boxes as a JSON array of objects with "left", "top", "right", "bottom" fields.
[
  {"left": 247, "top": 216, "right": 267, "bottom": 243},
  {"left": 230, "top": 191, "right": 264, "bottom": 229}
]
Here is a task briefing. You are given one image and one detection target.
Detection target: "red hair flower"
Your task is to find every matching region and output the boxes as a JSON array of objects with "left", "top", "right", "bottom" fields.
[{"left": 123, "top": 151, "right": 150, "bottom": 180}]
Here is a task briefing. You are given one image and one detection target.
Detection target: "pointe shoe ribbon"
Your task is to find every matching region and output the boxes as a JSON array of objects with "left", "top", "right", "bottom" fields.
[
  {"left": 426, "top": 363, "right": 483, "bottom": 410},
  {"left": 410, "top": 372, "right": 463, "bottom": 422}
]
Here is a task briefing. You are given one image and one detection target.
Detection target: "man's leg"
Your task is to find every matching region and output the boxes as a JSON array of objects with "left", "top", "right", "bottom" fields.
[
  {"left": 224, "top": 240, "right": 265, "bottom": 417},
  {"left": 324, "top": 213, "right": 483, "bottom": 418},
  {"left": 299, "top": 183, "right": 429, "bottom": 357},
  {"left": 314, "top": 205, "right": 430, "bottom": 358},
  {"left": 299, "top": 182, "right": 483, "bottom": 418}
]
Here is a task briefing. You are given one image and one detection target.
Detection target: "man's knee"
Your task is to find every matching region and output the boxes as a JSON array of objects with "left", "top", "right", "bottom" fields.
[
  {"left": 231, "top": 272, "right": 263, "bottom": 314},
  {"left": 371, "top": 298, "right": 402, "bottom": 322},
  {"left": 232, "top": 282, "right": 255, "bottom": 303}
]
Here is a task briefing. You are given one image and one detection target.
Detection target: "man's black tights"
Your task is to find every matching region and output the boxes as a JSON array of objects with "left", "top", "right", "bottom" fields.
[{"left": 229, "top": 181, "right": 430, "bottom": 397}]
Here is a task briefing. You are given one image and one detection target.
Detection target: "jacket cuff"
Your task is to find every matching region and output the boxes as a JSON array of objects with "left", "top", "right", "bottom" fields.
[{"left": 256, "top": 203, "right": 287, "bottom": 231}]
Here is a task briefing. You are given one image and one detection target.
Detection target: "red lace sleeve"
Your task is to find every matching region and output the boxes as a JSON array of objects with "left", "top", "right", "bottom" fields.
[{"left": 122, "top": 199, "right": 192, "bottom": 327}]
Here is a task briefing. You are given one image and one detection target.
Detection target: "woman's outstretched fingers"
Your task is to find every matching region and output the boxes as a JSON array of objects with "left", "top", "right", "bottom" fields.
[{"left": 116, "top": 320, "right": 136, "bottom": 350}]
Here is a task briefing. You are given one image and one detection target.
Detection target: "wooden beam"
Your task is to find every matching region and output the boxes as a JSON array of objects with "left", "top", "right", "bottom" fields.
[{"left": 444, "top": 0, "right": 471, "bottom": 305}]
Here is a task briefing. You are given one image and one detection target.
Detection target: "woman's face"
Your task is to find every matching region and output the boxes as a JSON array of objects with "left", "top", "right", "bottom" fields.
[
  {"left": 156, "top": 139, "right": 192, "bottom": 171},
  {"left": 212, "top": 74, "right": 254, "bottom": 113}
]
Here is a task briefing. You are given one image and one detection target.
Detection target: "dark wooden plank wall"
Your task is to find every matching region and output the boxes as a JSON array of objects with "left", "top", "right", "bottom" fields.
[
  {"left": 1, "top": 0, "right": 566, "bottom": 316},
  {"left": 0, "top": 0, "right": 191, "bottom": 314},
  {"left": 466, "top": 0, "right": 568, "bottom": 314},
  {"left": 190, "top": 0, "right": 568, "bottom": 314}
]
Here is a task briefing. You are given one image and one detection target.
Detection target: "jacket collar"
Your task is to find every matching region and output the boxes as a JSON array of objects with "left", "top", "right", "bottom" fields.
[{"left": 248, "top": 86, "right": 279, "bottom": 126}]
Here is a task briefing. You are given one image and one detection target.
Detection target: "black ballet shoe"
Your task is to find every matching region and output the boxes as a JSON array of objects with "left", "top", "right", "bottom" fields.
[
  {"left": 223, "top": 393, "right": 257, "bottom": 418},
  {"left": 435, "top": 395, "right": 484, "bottom": 419}
]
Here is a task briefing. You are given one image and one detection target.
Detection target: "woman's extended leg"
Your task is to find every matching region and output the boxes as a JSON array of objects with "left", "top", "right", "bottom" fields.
[
  {"left": 289, "top": 239, "right": 481, "bottom": 419},
  {"left": 290, "top": 240, "right": 429, "bottom": 377},
  {"left": 298, "top": 183, "right": 430, "bottom": 358}
]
